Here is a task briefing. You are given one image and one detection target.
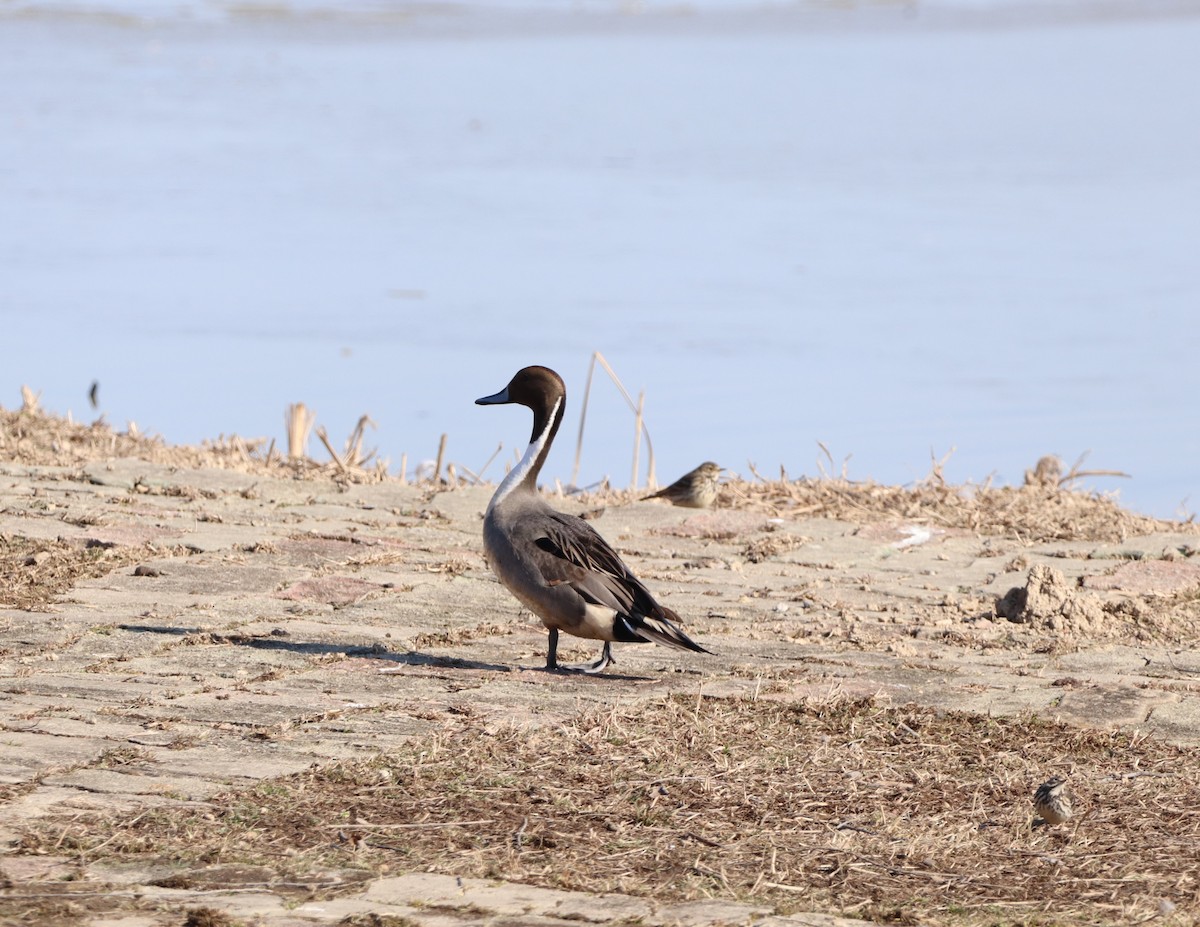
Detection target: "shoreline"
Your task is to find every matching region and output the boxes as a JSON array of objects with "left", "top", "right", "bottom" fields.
[
  {"left": 4, "top": 0, "right": 1200, "bottom": 35},
  {"left": 3, "top": 404, "right": 1191, "bottom": 527}
]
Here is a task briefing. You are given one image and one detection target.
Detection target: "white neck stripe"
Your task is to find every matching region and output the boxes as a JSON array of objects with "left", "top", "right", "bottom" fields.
[{"left": 488, "top": 396, "right": 561, "bottom": 514}]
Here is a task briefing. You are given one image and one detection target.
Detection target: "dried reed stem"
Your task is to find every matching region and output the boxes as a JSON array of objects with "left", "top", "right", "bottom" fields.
[
  {"left": 314, "top": 426, "right": 349, "bottom": 474},
  {"left": 433, "top": 433, "right": 448, "bottom": 485},
  {"left": 343, "top": 415, "right": 377, "bottom": 467},
  {"left": 1061, "top": 451, "right": 1130, "bottom": 485},
  {"left": 476, "top": 442, "right": 504, "bottom": 483},
  {"left": 815, "top": 441, "right": 852, "bottom": 480},
  {"left": 572, "top": 351, "right": 656, "bottom": 489},
  {"left": 632, "top": 390, "right": 644, "bottom": 490},
  {"left": 20, "top": 385, "right": 41, "bottom": 414},
  {"left": 572, "top": 356, "right": 599, "bottom": 486},
  {"left": 285, "top": 403, "right": 316, "bottom": 460}
]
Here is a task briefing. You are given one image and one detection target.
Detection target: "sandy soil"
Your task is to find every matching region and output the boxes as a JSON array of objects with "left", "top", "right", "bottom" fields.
[{"left": 2, "top": 415, "right": 1200, "bottom": 926}]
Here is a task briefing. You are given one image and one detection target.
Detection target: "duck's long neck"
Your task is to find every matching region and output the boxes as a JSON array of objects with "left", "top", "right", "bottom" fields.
[{"left": 489, "top": 396, "right": 563, "bottom": 514}]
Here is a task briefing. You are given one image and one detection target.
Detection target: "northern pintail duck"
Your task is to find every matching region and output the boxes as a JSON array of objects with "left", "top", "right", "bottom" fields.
[
  {"left": 642, "top": 461, "right": 722, "bottom": 509},
  {"left": 476, "top": 365, "right": 711, "bottom": 674}
]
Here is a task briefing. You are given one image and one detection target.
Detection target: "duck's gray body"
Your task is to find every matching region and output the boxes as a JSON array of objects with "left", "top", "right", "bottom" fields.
[
  {"left": 477, "top": 365, "right": 711, "bottom": 673},
  {"left": 484, "top": 499, "right": 649, "bottom": 645}
]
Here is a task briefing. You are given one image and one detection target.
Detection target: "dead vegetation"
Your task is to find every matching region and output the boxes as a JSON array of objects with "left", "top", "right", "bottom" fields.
[
  {"left": 17, "top": 694, "right": 1199, "bottom": 926},
  {"left": 719, "top": 469, "right": 1186, "bottom": 544},
  {"left": 0, "top": 536, "right": 173, "bottom": 611},
  {"left": 584, "top": 469, "right": 1185, "bottom": 545},
  {"left": 4, "top": 404, "right": 1200, "bottom": 927},
  {"left": 0, "top": 402, "right": 389, "bottom": 483},
  {"left": 4, "top": 400, "right": 1196, "bottom": 544}
]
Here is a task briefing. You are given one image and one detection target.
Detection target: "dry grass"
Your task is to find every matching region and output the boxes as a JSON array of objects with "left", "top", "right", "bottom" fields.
[
  {"left": 7, "top": 393, "right": 1200, "bottom": 927},
  {"left": 0, "top": 536, "right": 172, "bottom": 611},
  {"left": 5, "top": 403, "right": 1196, "bottom": 542},
  {"left": 0, "top": 405, "right": 388, "bottom": 483},
  {"left": 584, "top": 472, "right": 1186, "bottom": 544},
  {"left": 19, "top": 694, "right": 1199, "bottom": 926},
  {"left": 719, "top": 472, "right": 1189, "bottom": 544}
]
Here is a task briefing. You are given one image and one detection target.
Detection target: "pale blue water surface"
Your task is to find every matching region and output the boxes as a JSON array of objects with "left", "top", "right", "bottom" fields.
[{"left": 2, "top": 1, "right": 1198, "bottom": 517}]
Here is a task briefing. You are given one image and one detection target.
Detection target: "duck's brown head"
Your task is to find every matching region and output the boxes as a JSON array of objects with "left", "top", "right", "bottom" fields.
[{"left": 476, "top": 365, "right": 567, "bottom": 448}]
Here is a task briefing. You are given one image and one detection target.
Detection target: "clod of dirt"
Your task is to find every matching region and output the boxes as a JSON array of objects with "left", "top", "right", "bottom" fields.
[{"left": 995, "top": 563, "right": 1107, "bottom": 633}]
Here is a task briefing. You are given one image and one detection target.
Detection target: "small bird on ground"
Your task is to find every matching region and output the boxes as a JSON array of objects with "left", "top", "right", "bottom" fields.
[
  {"left": 476, "top": 365, "right": 712, "bottom": 674},
  {"left": 1032, "top": 776, "right": 1073, "bottom": 826},
  {"left": 641, "top": 461, "right": 722, "bottom": 509}
]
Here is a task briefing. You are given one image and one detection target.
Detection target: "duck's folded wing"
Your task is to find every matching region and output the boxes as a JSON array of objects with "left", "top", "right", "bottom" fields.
[
  {"left": 533, "top": 514, "right": 663, "bottom": 619},
  {"left": 534, "top": 514, "right": 711, "bottom": 655}
]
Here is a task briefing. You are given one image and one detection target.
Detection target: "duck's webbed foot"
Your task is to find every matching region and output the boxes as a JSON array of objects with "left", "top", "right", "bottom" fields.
[
  {"left": 545, "top": 631, "right": 613, "bottom": 675},
  {"left": 560, "top": 641, "right": 614, "bottom": 674}
]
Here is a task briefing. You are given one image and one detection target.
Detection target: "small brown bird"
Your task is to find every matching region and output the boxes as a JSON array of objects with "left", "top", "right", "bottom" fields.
[
  {"left": 642, "top": 461, "right": 722, "bottom": 509},
  {"left": 1032, "top": 776, "right": 1073, "bottom": 826}
]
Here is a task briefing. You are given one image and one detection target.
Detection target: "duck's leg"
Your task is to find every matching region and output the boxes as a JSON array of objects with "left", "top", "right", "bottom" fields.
[
  {"left": 545, "top": 632, "right": 614, "bottom": 675},
  {"left": 560, "top": 641, "right": 614, "bottom": 675}
]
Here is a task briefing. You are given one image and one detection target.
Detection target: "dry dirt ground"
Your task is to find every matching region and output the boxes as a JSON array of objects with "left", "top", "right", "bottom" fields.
[{"left": 2, "top": 412, "right": 1200, "bottom": 927}]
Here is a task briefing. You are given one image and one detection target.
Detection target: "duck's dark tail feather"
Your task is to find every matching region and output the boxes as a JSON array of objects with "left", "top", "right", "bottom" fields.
[{"left": 617, "top": 610, "right": 712, "bottom": 655}]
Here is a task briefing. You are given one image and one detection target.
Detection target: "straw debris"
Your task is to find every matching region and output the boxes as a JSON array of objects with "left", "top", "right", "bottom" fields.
[
  {"left": 19, "top": 695, "right": 1200, "bottom": 926},
  {"left": 0, "top": 536, "right": 180, "bottom": 611},
  {"left": 719, "top": 471, "right": 1185, "bottom": 543},
  {"left": 0, "top": 402, "right": 389, "bottom": 483}
]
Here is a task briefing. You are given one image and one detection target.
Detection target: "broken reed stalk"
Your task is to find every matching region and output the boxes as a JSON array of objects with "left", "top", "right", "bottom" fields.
[
  {"left": 343, "top": 415, "right": 377, "bottom": 468},
  {"left": 285, "top": 403, "right": 316, "bottom": 460},
  {"left": 314, "top": 426, "right": 349, "bottom": 474},
  {"left": 475, "top": 442, "right": 503, "bottom": 484},
  {"left": 572, "top": 356, "right": 599, "bottom": 486},
  {"left": 632, "top": 390, "right": 644, "bottom": 490},
  {"left": 433, "top": 433, "right": 448, "bottom": 484},
  {"left": 571, "top": 351, "right": 656, "bottom": 489},
  {"left": 1061, "top": 450, "right": 1130, "bottom": 485},
  {"left": 922, "top": 446, "right": 957, "bottom": 486},
  {"left": 20, "top": 385, "right": 41, "bottom": 414},
  {"left": 815, "top": 441, "right": 852, "bottom": 481},
  {"left": 399, "top": 453, "right": 408, "bottom": 486}
]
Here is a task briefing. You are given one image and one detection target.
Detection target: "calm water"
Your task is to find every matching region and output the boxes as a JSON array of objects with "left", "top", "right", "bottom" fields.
[{"left": 2, "top": 2, "right": 1198, "bottom": 517}]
